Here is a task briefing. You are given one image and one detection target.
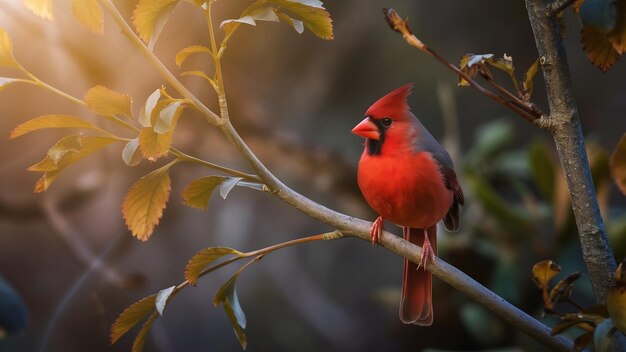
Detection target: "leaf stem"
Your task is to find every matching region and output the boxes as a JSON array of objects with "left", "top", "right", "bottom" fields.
[
  {"left": 169, "top": 147, "right": 262, "bottom": 182},
  {"left": 206, "top": 3, "right": 229, "bottom": 119}
]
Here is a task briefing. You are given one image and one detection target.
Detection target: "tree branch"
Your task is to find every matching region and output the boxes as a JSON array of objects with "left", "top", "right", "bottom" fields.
[
  {"left": 547, "top": 0, "right": 577, "bottom": 17},
  {"left": 525, "top": 0, "right": 616, "bottom": 304}
]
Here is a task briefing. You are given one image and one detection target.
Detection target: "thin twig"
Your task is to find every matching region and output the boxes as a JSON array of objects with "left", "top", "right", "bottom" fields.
[{"left": 547, "top": 0, "right": 577, "bottom": 16}]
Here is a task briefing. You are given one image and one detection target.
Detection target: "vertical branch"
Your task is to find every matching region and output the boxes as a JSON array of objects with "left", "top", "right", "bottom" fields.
[{"left": 525, "top": 0, "right": 616, "bottom": 302}]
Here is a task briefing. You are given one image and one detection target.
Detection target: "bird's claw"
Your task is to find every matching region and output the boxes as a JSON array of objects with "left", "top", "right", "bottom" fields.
[
  {"left": 370, "top": 216, "right": 384, "bottom": 245},
  {"left": 417, "top": 234, "right": 436, "bottom": 270}
]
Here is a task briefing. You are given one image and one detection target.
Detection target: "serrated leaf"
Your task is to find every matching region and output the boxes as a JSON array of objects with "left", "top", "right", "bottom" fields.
[
  {"left": 23, "top": 0, "right": 54, "bottom": 19},
  {"left": 175, "top": 45, "right": 210, "bottom": 68},
  {"left": 221, "top": 6, "right": 279, "bottom": 34},
  {"left": 594, "top": 319, "right": 617, "bottom": 351},
  {"left": 122, "top": 162, "right": 175, "bottom": 240},
  {"left": 122, "top": 138, "right": 142, "bottom": 166},
  {"left": 0, "top": 29, "right": 19, "bottom": 67},
  {"left": 185, "top": 247, "right": 241, "bottom": 285},
  {"left": 138, "top": 127, "right": 173, "bottom": 160},
  {"left": 132, "top": 0, "right": 179, "bottom": 51},
  {"left": 110, "top": 294, "right": 157, "bottom": 344},
  {"left": 610, "top": 132, "right": 626, "bottom": 195},
  {"left": 523, "top": 59, "right": 540, "bottom": 98},
  {"left": 213, "top": 274, "right": 247, "bottom": 349},
  {"left": 131, "top": 312, "right": 157, "bottom": 352},
  {"left": 85, "top": 85, "right": 133, "bottom": 118},
  {"left": 180, "top": 71, "right": 215, "bottom": 86},
  {"left": 154, "top": 100, "right": 185, "bottom": 134},
  {"left": 155, "top": 286, "right": 175, "bottom": 316},
  {"left": 181, "top": 175, "right": 227, "bottom": 210},
  {"left": 532, "top": 260, "right": 561, "bottom": 290},
  {"left": 139, "top": 89, "right": 162, "bottom": 127},
  {"left": 10, "top": 114, "right": 103, "bottom": 139},
  {"left": 581, "top": 26, "right": 620, "bottom": 72},
  {"left": 71, "top": 0, "right": 104, "bottom": 34},
  {"left": 271, "top": 0, "right": 333, "bottom": 39},
  {"left": 28, "top": 135, "right": 116, "bottom": 193},
  {"left": 220, "top": 177, "right": 243, "bottom": 199}
]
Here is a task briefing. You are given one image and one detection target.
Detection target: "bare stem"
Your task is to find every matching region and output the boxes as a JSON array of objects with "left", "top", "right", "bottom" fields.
[{"left": 206, "top": 3, "right": 229, "bottom": 119}]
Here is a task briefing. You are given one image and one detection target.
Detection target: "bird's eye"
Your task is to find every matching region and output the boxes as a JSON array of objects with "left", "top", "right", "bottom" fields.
[{"left": 381, "top": 118, "right": 393, "bottom": 127}]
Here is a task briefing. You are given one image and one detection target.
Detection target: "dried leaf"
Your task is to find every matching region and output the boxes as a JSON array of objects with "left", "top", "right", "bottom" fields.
[
  {"left": 532, "top": 260, "right": 561, "bottom": 290},
  {"left": 581, "top": 26, "right": 620, "bottom": 72},
  {"left": 459, "top": 53, "right": 515, "bottom": 86},
  {"left": 213, "top": 274, "right": 247, "bottom": 349},
  {"left": 131, "top": 312, "right": 157, "bottom": 352},
  {"left": 523, "top": 59, "right": 540, "bottom": 98},
  {"left": 549, "top": 272, "right": 582, "bottom": 303},
  {"left": 133, "top": 0, "right": 179, "bottom": 50},
  {"left": 181, "top": 175, "right": 227, "bottom": 210},
  {"left": 175, "top": 45, "right": 211, "bottom": 67},
  {"left": 0, "top": 29, "right": 19, "bottom": 67},
  {"left": 121, "top": 162, "right": 175, "bottom": 240},
  {"left": 122, "top": 138, "right": 142, "bottom": 166},
  {"left": 184, "top": 247, "right": 242, "bottom": 285},
  {"left": 85, "top": 85, "right": 133, "bottom": 118},
  {"left": 71, "top": 0, "right": 104, "bottom": 34},
  {"left": 574, "top": 331, "right": 594, "bottom": 351},
  {"left": 10, "top": 114, "right": 103, "bottom": 139},
  {"left": 610, "top": 132, "right": 626, "bottom": 195},
  {"left": 110, "top": 294, "right": 157, "bottom": 344},
  {"left": 155, "top": 286, "right": 175, "bottom": 316},
  {"left": 23, "top": 0, "right": 54, "bottom": 19}
]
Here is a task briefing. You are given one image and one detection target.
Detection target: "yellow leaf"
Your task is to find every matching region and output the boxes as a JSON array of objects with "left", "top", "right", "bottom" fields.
[
  {"left": 138, "top": 127, "right": 173, "bottom": 160},
  {"left": 122, "top": 162, "right": 175, "bottom": 240},
  {"left": 85, "top": 85, "right": 133, "bottom": 118},
  {"left": 154, "top": 100, "right": 186, "bottom": 134},
  {"left": 10, "top": 114, "right": 103, "bottom": 139},
  {"left": 276, "top": 12, "right": 304, "bottom": 34},
  {"left": 23, "top": 0, "right": 53, "bottom": 19},
  {"left": 28, "top": 135, "right": 117, "bottom": 192},
  {"left": 122, "top": 138, "right": 143, "bottom": 167},
  {"left": 175, "top": 45, "right": 210, "bottom": 68},
  {"left": 531, "top": 260, "right": 561, "bottom": 290},
  {"left": 184, "top": 247, "right": 241, "bottom": 285},
  {"left": 581, "top": 26, "right": 620, "bottom": 72},
  {"left": 181, "top": 176, "right": 227, "bottom": 210},
  {"left": 132, "top": 312, "right": 158, "bottom": 352},
  {"left": 71, "top": 0, "right": 104, "bottom": 34},
  {"left": 0, "top": 29, "right": 18, "bottom": 67},
  {"left": 523, "top": 59, "right": 540, "bottom": 98},
  {"left": 180, "top": 71, "right": 215, "bottom": 85},
  {"left": 110, "top": 294, "right": 157, "bottom": 344},
  {"left": 132, "top": 0, "right": 179, "bottom": 50},
  {"left": 271, "top": 0, "right": 333, "bottom": 40}
]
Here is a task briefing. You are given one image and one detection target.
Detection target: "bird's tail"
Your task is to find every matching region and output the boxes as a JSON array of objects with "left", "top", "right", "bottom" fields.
[{"left": 400, "top": 225, "right": 436, "bottom": 325}]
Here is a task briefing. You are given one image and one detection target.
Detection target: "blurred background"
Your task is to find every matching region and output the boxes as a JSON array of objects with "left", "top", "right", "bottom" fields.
[{"left": 0, "top": 0, "right": 625, "bottom": 351}]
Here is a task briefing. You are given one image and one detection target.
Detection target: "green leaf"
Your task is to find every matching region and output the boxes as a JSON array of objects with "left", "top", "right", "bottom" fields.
[
  {"left": 155, "top": 286, "right": 175, "bottom": 316},
  {"left": 610, "top": 132, "right": 626, "bottom": 195},
  {"left": 122, "top": 138, "right": 143, "bottom": 166},
  {"left": 85, "top": 85, "right": 133, "bottom": 118},
  {"left": 184, "top": 247, "right": 242, "bottom": 285},
  {"left": 528, "top": 140, "right": 555, "bottom": 202},
  {"left": 213, "top": 274, "right": 247, "bottom": 349},
  {"left": 0, "top": 29, "right": 19, "bottom": 67},
  {"left": 220, "top": 177, "right": 243, "bottom": 199},
  {"left": 154, "top": 100, "right": 186, "bottom": 134},
  {"left": 132, "top": 0, "right": 179, "bottom": 50},
  {"left": 594, "top": 319, "right": 617, "bottom": 352},
  {"left": 110, "top": 294, "right": 157, "bottom": 344},
  {"left": 23, "top": 0, "right": 54, "bottom": 19},
  {"left": 131, "top": 312, "right": 158, "bottom": 352},
  {"left": 181, "top": 175, "right": 228, "bottom": 210},
  {"left": 10, "top": 114, "right": 104, "bottom": 139},
  {"left": 28, "top": 135, "right": 117, "bottom": 193},
  {"left": 121, "top": 161, "right": 176, "bottom": 241},
  {"left": 139, "top": 89, "right": 162, "bottom": 128},
  {"left": 175, "top": 45, "right": 211, "bottom": 67},
  {"left": 71, "top": 0, "right": 104, "bottom": 34}
]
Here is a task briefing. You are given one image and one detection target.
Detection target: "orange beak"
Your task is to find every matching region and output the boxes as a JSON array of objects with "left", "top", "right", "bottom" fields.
[{"left": 351, "top": 118, "right": 380, "bottom": 140}]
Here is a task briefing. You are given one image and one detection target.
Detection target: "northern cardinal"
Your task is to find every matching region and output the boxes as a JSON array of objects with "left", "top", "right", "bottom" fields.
[{"left": 352, "top": 84, "right": 463, "bottom": 325}]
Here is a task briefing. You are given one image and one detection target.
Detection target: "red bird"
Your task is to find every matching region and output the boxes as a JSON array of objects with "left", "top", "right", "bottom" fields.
[{"left": 352, "top": 84, "right": 464, "bottom": 325}]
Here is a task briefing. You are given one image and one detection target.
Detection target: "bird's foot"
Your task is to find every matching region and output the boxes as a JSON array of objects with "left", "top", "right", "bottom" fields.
[
  {"left": 370, "top": 216, "right": 384, "bottom": 245},
  {"left": 417, "top": 232, "right": 436, "bottom": 270}
]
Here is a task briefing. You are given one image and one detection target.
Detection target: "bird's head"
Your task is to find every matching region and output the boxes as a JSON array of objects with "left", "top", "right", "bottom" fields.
[{"left": 352, "top": 84, "right": 417, "bottom": 156}]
